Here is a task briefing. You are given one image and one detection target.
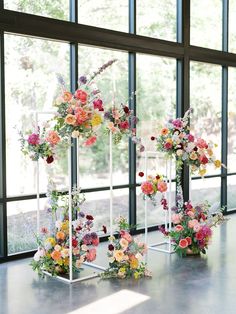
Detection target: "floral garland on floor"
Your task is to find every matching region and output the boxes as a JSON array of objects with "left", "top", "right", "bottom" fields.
[
  {"left": 101, "top": 216, "right": 151, "bottom": 279},
  {"left": 31, "top": 187, "right": 107, "bottom": 277}
]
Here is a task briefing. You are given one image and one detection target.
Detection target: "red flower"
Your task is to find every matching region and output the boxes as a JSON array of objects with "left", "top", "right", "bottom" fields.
[
  {"left": 196, "top": 231, "right": 204, "bottom": 241},
  {"left": 186, "top": 236, "right": 192, "bottom": 246},
  {"left": 138, "top": 171, "right": 144, "bottom": 177},
  {"left": 108, "top": 244, "right": 114, "bottom": 251},
  {"left": 179, "top": 238, "right": 188, "bottom": 249},
  {"left": 156, "top": 175, "right": 160, "bottom": 180},
  {"left": 86, "top": 214, "right": 94, "bottom": 220},
  {"left": 151, "top": 136, "right": 156, "bottom": 141},
  {"left": 74, "top": 89, "right": 88, "bottom": 104},
  {"left": 93, "top": 99, "right": 104, "bottom": 111},
  {"left": 123, "top": 106, "right": 130, "bottom": 114},
  {"left": 72, "top": 238, "right": 78, "bottom": 247},
  {"left": 119, "top": 121, "right": 129, "bottom": 129},
  {"left": 46, "top": 155, "right": 54, "bottom": 164},
  {"left": 199, "top": 155, "right": 209, "bottom": 165},
  {"left": 92, "top": 237, "right": 99, "bottom": 246},
  {"left": 164, "top": 142, "right": 173, "bottom": 150}
]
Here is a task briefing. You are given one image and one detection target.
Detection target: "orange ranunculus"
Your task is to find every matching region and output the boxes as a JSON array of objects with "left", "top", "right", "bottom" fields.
[
  {"left": 56, "top": 231, "right": 66, "bottom": 241},
  {"left": 65, "top": 114, "right": 76, "bottom": 125},
  {"left": 161, "top": 128, "right": 169, "bottom": 136},
  {"left": 51, "top": 250, "right": 62, "bottom": 261}
]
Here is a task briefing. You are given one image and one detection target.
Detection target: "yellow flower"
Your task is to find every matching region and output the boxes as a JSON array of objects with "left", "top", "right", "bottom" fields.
[
  {"left": 214, "top": 143, "right": 218, "bottom": 148},
  {"left": 61, "top": 221, "right": 69, "bottom": 233},
  {"left": 57, "top": 258, "right": 63, "bottom": 265},
  {"left": 129, "top": 256, "right": 139, "bottom": 269},
  {"left": 117, "top": 269, "right": 126, "bottom": 279},
  {"left": 207, "top": 149, "right": 213, "bottom": 157},
  {"left": 199, "top": 168, "right": 207, "bottom": 177},
  {"left": 63, "top": 257, "right": 69, "bottom": 266},
  {"left": 134, "top": 272, "right": 140, "bottom": 279},
  {"left": 46, "top": 237, "right": 56, "bottom": 247},
  {"left": 91, "top": 113, "right": 102, "bottom": 127},
  {"left": 214, "top": 160, "right": 221, "bottom": 168},
  {"left": 114, "top": 250, "right": 125, "bottom": 262},
  {"left": 166, "top": 138, "right": 173, "bottom": 144}
]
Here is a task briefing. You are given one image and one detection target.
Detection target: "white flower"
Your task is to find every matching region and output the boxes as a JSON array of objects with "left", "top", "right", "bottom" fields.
[
  {"left": 55, "top": 220, "right": 62, "bottom": 229},
  {"left": 71, "top": 130, "right": 80, "bottom": 138},
  {"left": 135, "top": 253, "right": 143, "bottom": 261},
  {"left": 33, "top": 251, "right": 41, "bottom": 262},
  {"left": 44, "top": 242, "right": 52, "bottom": 250},
  {"left": 81, "top": 244, "right": 88, "bottom": 251},
  {"left": 54, "top": 245, "right": 61, "bottom": 251},
  {"left": 185, "top": 142, "right": 195, "bottom": 153}
]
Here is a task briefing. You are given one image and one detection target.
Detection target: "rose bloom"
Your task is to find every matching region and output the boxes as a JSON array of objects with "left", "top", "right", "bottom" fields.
[
  {"left": 119, "top": 238, "right": 129, "bottom": 249},
  {"left": 71, "top": 130, "right": 80, "bottom": 138},
  {"left": 51, "top": 250, "right": 62, "bottom": 261},
  {"left": 141, "top": 181, "right": 154, "bottom": 195},
  {"left": 188, "top": 219, "right": 199, "bottom": 228},
  {"left": 186, "top": 210, "right": 195, "bottom": 218},
  {"left": 27, "top": 133, "right": 40, "bottom": 145},
  {"left": 61, "top": 248, "right": 69, "bottom": 258},
  {"left": 46, "top": 130, "right": 60, "bottom": 145},
  {"left": 190, "top": 152, "right": 198, "bottom": 160},
  {"left": 199, "top": 154, "right": 209, "bottom": 165},
  {"left": 193, "top": 223, "right": 201, "bottom": 232},
  {"left": 74, "top": 89, "right": 87, "bottom": 104},
  {"left": 164, "top": 142, "right": 173, "bottom": 150},
  {"left": 175, "top": 225, "right": 184, "bottom": 232},
  {"left": 188, "top": 134, "right": 195, "bottom": 142},
  {"left": 179, "top": 238, "right": 188, "bottom": 249},
  {"left": 120, "top": 230, "right": 133, "bottom": 243},
  {"left": 186, "top": 236, "right": 192, "bottom": 245},
  {"left": 119, "top": 120, "right": 130, "bottom": 129},
  {"left": 86, "top": 248, "right": 97, "bottom": 262},
  {"left": 75, "top": 107, "right": 88, "bottom": 125},
  {"left": 93, "top": 99, "right": 104, "bottom": 111},
  {"left": 161, "top": 128, "right": 169, "bottom": 136},
  {"left": 172, "top": 213, "right": 182, "bottom": 224},
  {"left": 92, "top": 237, "right": 99, "bottom": 246},
  {"left": 65, "top": 114, "right": 76, "bottom": 125},
  {"left": 114, "top": 250, "right": 125, "bottom": 262},
  {"left": 195, "top": 230, "right": 204, "bottom": 241},
  {"left": 176, "top": 149, "right": 183, "bottom": 157},
  {"left": 63, "top": 91, "right": 73, "bottom": 102},
  {"left": 56, "top": 231, "right": 66, "bottom": 241},
  {"left": 84, "top": 136, "right": 97, "bottom": 147},
  {"left": 157, "top": 181, "right": 167, "bottom": 193},
  {"left": 196, "top": 138, "right": 208, "bottom": 149}
]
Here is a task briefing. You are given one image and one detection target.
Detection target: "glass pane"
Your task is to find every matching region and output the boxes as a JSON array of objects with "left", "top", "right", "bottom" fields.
[
  {"left": 136, "top": 54, "right": 176, "bottom": 180},
  {"left": 228, "top": 176, "right": 236, "bottom": 210},
  {"left": 228, "top": 68, "right": 236, "bottom": 173},
  {"left": 190, "top": 0, "right": 222, "bottom": 50},
  {"left": 81, "top": 189, "right": 129, "bottom": 234},
  {"left": 137, "top": 183, "right": 176, "bottom": 228},
  {"left": 5, "top": 34, "right": 70, "bottom": 196},
  {"left": 7, "top": 198, "right": 52, "bottom": 254},
  {"left": 191, "top": 177, "right": 221, "bottom": 208},
  {"left": 229, "top": 0, "right": 236, "bottom": 53},
  {"left": 137, "top": 0, "right": 176, "bottom": 41},
  {"left": 78, "top": 45, "right": 129, "bottom": 188},
  {"left": 4, "top": 0, "right": 69, "bottom": 20},
  {"left": 78, "top": 0, "right": 128, "bottom": 32},
  {"left": 190, "top": 61, "right": 222, "bottom": 176}
]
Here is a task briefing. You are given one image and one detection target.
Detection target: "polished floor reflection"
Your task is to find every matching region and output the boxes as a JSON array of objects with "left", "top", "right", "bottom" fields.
[{"left": 0, "top": 214, "right": 235, "bottom": 314}]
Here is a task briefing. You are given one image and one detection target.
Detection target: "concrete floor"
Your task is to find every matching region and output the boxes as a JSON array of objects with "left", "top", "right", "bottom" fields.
[{"left": 0, "top": 214, "right": 235, "bottom": 314}]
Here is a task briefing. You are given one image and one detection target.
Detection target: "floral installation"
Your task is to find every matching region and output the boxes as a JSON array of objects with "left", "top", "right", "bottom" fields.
[
  {"left": 53, "top": 59, "right": 117, "bottom": 146},
  {"left": 159, "top": 188, "right": 226, "bottom": 257},
  {"left": 19, "top": 126, "right": 61, "bottom": 164},
  {"left": 31, "top": 187, "right": 107, "bottom": 277},
  {"left": 154, "top": 109, "right": 222, "bottom": 177},
  {"left": 104, "top": 103, "right": 145, "bottom": 152},
  {"left": 139, "top": 172, "right": 168, "bottom": 206},
  {"left": 101, "top": 216, "right": 151, "bottom": 279}
]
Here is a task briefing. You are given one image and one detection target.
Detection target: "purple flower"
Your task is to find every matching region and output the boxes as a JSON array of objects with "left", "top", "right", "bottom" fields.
[
  {"left": 56, "top": 73, "right": 66, "bottom": 87},
  {"left": 79, "top": 76, "right": 87, "bottom": 84},
  {"left": 176, "top": 194, "right": 183, "bottom": 202},
  {"left": 104, "top": 111, "right": 112, "bottom": 120},
  {"left": 92, "top": 89, "right": 100, "bottom": 95},
  {"left": 27, "top": 133, "right": 40, "bottom": 145},
  {"left": 82, "top": 234, "right": 92, "bottom": 245},
  {"left": 171, "top": 206, "right": 178, "bottom": 212},
  {"left": 130, "top": 116, "right": 139, "bottom": 125},
  {"left": 90, "top": 232, "right": 98, "bottom": 240},
  {"left": 78, "top": 211, "right": 85, "bottom": 218},
  {"left": 195, "top": 205, "right": 202, "bottom": 212}
]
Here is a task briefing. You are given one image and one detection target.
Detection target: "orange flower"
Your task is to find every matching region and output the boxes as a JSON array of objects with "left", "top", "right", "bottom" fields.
[
  {"left": 63, "top": 91, "right": 73, "bottom": 102},
  {"left": 56, "top": 231, "right": 66, "bottom": 241},
  {"left": 129, "top": 255, "right": 139, "bottom": 269},
  {"left": 161, "top": 128, "right": 169, "bottom": 136},
  {"left": 65, "top": 114, "right": 76, "bottom": 125},
  {"left": 51, "top": 250, "right": 62, "bottom": 261},
  {"left": 46, "top": 131, "right": 61, "bottom": 145}
]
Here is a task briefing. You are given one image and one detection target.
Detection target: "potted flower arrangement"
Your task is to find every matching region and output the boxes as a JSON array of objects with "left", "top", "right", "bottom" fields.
[
  {"left": 154, "top": 109, "right": 222, "bottom": 177},
  {"left": 19, "top": 127, "right": 61, "bottom": 164},
  {"left": 139, "top": 172, "right": 168, "bottom": 206},
  {"left": 53, "top": 60, "right": 117, "bottom": 146},
  {"left": 31, "top": 188, "right": 107, "bottom": 277},
  {"left": 101, "top": 216, "right": 151, "bottom": 279}
]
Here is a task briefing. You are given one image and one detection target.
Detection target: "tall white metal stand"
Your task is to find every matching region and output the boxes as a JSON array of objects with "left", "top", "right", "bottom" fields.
[
  {"left": 109, "top": 131, "right": 113, "bottom": 239},
  {"left": 34, "top": 112, "right": 104, "bottom": 284},
  {"left": 143, "top": 151, "right": 174, "bottom": 254}
]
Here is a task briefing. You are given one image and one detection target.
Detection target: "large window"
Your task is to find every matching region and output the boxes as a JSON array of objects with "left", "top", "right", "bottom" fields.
[{"left": 0, "top": 0, "right": 235, "bottom": 260}]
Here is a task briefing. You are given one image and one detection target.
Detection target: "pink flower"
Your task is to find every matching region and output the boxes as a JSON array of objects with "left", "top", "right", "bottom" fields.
[
  {"left": 193, "top": 223, "right": 201, "bottom": 232},
  {"left": 186, "top": 236, "right": 192, "bottom": 245},
  {"left": 179, "top": 238, "right": 188, "bottom": 249},
  {"left": 84, "top": 136, "right": 97, "bottom": 147},
  {"left": 186, "top": 210, "right": 195, "bottom": 218},
  {"left": 46, "top": 131, "right": 60, "bottom": 145},
  {"left": 27, "top": 133, "right": 40, "bottom": 145},
  {"left": 172, "top": 213, "right": 182, "bottom": 224},
  {"left": 119, "top": 121, "right": 130, "bottom": 129},
  {"left": 196, "top": 138, "right": 208, "bottom": 149},
  {"left": 120, "top": 230, "right": 132, "bottom": 243},
  {"left": 86, "top": 248, "right": 96, "bottom": 262},
  {"left": 164, "top": 142, "right": 172, "bottom": 150},
  {"left": 74, "top": 89, "right": 88, "bottom": 104},
  {"left": 141, "top": 181, "right": 154, "bottom": 195},
  {"left": 172, "top": 119, "right": 183, "bottom": 129},
  {"left": 175, "top": 225, "right": 184, "bottom": 232},
  {"left": 74, "top": 107, "right": 88, "bottom": 124},
  {"left": 188, "top": 134, "right": 195, "bottom": 142},
  {"left": 157, "top": 181, "right": 167, "bottom": 193},
  {"left": 188, "top": 219, "right": 199, "bottom": 228},
  {"left": 93, "top": 99, "right": 104, "bottom": 111},
  {"left": 92, "top": 237, "right": 99, "bottom": 246}
]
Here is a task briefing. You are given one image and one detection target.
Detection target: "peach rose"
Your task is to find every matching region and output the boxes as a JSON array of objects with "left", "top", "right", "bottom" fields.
[
  {"left": 120, "top": 230, "right": 132, "bottom": 243},
  {"left": 63, "top": 91, "right": 73, "bottom": 102},
  {"left": 51, "top": 250, "right": 62, "bottom": 261},
  {"left": 179, "top": 238, "right": 188, "bottom": 249},
  {"left": 119, "top": 238, "right": 129, "bottom": 249},
  {"left": 65, "top": 114, "right": 76, "bottom": 125},
  {"left": 46, "top": 130, "right": 60, "bottom": 145},
  {"left": 157, "top": 181, "right": 167, "bottom": 193},
  {"left": 56, "top": 231, "right": 66, "bottom": 241},
  {"left": 86, "top": 248, "right": 96, "bottom": 262},
  {"left": 172, "top": 213, "right": 182, "bottom": 224},
  {"left": 141, "top": 181, "right": 154, "bottom": 195},
  {"left": 188, "top": 219, "right": 199, "bottom": 229},
  {"left": 175, "top": 225, "right": 184, "bottom": 232},
  {"left": 114, "top": 250, "right": 125, "bottom": 262}
]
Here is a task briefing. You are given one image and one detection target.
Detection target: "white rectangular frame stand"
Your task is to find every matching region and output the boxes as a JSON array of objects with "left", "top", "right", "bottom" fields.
[{"left": 143, "top": 151, "right": 174, "bottom": 254}]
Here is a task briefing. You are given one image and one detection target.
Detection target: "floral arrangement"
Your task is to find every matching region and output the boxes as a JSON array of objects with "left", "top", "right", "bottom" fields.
[
  {"left": 101, "top": 216, "right": 151, "bottom": 279},
  {"left": 53, "top": 60, "right": 117, "bottom": 146},
  {"left": 19, "top": 127, "right": 61, "bottom": 164},
  {"left": 159, "top": 193, "right": 225, "bottom": 257},
  {"left": 154, "top": 109, "right": 222, "bottom": 176},
  {"left": 104, "top": 103, "right": 144, "bottom": 152},
  {"left": 31, "top": 188, "right": 107, "bottom": 277},
  {"left": 139, "top": 172, "right": 168, "bottom": 206}
]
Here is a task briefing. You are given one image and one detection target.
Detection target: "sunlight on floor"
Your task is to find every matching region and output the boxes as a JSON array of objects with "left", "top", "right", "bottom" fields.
[{"left": 67, "top": 289, "right": 150, "bottom": 314}]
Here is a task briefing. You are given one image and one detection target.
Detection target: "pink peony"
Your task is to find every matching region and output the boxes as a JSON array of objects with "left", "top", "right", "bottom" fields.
[
  {"left": 196, "top": 138, "right": 208, "bottom": 149},
  {"left": 141, "top": 181, "right": 154, "bottom": 195},
  {"left": 188, "top": 219, "right": 199, "bottom": 228},
  {"left": 193, "top": 223, "right": 201, "bottom": 232},
  {"left": 119, "top": 120, "right": 130, "bottom": 129},
  {"left": 186, "top": 210, "right": 195, "bottom": 218},
  {"left": 175, "top": 225, "right": 184, "bottom": 232},
  {"left": 93, "top": 99, "right": 104, "bottom": 111},
  {"left": 172, "top": 213, "right": 182, "bottom": 224},
  {"left": 172, "top": 119, "right": 183, "bottom": 129},
  {"left": 74, "top": 107, "right": 88, "bottom": 124},
  {"left": 86, "top": 248, "right": 97, "bottom": 262},
  {"left": 74, "top": 89, "right": 88, "bottom": 104},
  {"left": 179, "top": 238, "right": 188, "bottom": 249},
  {"left": 164, "top": 142, "right": 173, "bottom": 150},
  {"left": 157, "top": 181, "right": 167, "bottom": 193},
  {"left": 120, "top": 230, "right": 132, "bottom": 243},
  {"left": 27, "top": 133, "right": 40, "bottom": 145},
  {"left": 84, "top": 136, "right": 97, "bottom": 147}
]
